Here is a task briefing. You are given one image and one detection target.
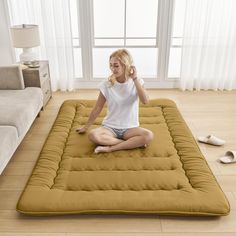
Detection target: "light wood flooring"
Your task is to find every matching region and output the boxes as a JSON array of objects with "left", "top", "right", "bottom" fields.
[{"left": 0, "top": 89, "right": 236, "bottom": 236}]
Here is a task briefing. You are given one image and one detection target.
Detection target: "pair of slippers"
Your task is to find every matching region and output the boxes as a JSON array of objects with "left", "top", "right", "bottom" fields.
[{"left": 197, "top": 135, "right": 236, "bottom": 164}]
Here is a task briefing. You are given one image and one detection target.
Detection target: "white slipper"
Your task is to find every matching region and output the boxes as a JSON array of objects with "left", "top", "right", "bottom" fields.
[
  {"left": 197, "top": 135, "right": 225, "bottom": 146},
  {"left": 219, "top": 151, "right": 236, "bottom": 164}
]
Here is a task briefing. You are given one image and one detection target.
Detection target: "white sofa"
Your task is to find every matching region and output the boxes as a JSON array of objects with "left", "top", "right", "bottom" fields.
[{"left": 0, "top": 65, "right": 43, "bottom": 174}]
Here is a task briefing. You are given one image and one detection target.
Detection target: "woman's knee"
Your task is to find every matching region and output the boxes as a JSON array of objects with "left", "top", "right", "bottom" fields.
[
  {"left": 87, "top": 130, "right": 100, "bottom": 144},
  {"left": 143, "top": 130, "right": 154, "bottom": 145}
]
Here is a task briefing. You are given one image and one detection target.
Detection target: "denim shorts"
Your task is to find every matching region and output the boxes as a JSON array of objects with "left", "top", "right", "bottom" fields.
[{"left": 103, "top": 125, "right": 129, "bottom": 139}]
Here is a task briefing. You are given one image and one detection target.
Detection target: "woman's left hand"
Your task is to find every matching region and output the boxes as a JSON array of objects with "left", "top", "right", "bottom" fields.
[{"left": 129, "top": 65, "right": 137, "bottom": 80}]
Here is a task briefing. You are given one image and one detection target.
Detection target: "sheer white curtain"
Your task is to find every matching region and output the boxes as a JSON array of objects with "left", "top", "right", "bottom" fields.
[
  {"left": 180, "top": 0, "right": 236, "bottom": 90},
  {"left": 7, "top": 0, "right": 74, "bottom": 91}
]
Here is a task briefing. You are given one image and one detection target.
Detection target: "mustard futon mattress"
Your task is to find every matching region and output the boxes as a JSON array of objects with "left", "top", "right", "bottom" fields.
[{"left": 17, "top": 99, "right": 230, "bottom": 216}]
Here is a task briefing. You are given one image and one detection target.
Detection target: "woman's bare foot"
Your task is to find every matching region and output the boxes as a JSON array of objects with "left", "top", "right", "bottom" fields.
[{"left": 94, "top": 146, "right": 112, "bottom": 154}]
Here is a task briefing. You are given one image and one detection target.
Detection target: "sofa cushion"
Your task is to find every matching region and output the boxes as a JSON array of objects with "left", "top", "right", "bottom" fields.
[
  {"left": 0, "top": 88, "right": 43, "bottom": 137},
  {"left": 0, "top": 65, "right": 25, "bottom": 89},
  {"left": 0, "top": 126, "right": 18, "bottom": 173}
]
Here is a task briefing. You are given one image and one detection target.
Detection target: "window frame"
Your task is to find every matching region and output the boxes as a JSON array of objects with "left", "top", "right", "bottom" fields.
[{"left": 73, "top": 0, "right": 180, "bottom": 89}]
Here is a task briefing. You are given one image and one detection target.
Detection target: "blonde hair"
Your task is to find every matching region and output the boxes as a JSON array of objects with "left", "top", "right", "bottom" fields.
[{"left": 108, "top": 49, "right": 133, "bottom": 87}]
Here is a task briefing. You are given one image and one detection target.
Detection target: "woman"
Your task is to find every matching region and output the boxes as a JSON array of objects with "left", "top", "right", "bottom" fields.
[{"left": 76, "top": 49, "right": 153, "bottom": 153}]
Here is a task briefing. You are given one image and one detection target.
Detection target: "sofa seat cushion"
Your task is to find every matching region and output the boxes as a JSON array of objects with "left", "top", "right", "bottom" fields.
[
  {"left": 0, "top": 126, "right": 18, "bottom": 173},
  {"left": 0, "top": 87, "right": 43, "bottom": 137}
]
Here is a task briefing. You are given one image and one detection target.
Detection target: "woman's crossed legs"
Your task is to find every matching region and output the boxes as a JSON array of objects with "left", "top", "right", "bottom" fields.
[{"left": 87, "top": 126, "right": 153, "bottom": 153}]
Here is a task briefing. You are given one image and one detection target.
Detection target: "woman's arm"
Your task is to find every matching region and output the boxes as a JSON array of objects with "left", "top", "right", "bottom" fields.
[
  {"left": 130, "top": 66, "right": 149, "bottom": 104},
  {"left": 76, "top": 92, "right": 106, "bottom": 133},
  {"left": 133, "top": 78, "right": 149, "bottom": 104}
]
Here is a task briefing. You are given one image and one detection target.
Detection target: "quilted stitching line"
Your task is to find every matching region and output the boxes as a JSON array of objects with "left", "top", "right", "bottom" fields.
[
  {"left": 160, "top": 105, "right": 195, "bottom": 190},
  {"left": 50, "top": 102, "right": 81, "bottom": 189}
]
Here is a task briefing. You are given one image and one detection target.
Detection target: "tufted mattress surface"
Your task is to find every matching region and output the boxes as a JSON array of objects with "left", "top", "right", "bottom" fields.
[{"left": 17, "top": 99, "right": 230, "bottom": 216}]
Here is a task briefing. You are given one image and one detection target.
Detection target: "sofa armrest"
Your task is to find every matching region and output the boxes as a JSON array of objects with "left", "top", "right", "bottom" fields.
[{"left": 0, "top": 65, "right": 25, "bottom": 90}]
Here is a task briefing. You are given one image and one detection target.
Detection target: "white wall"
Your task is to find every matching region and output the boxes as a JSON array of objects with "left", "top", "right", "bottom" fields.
[{"left": 0, "top": 0, "right": 13, "bottom": 65}]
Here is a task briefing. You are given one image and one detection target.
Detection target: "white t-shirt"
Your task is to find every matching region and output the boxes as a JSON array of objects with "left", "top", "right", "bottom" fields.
[{"left": 99, "top": 77, "right": 144, "bottom": 129}]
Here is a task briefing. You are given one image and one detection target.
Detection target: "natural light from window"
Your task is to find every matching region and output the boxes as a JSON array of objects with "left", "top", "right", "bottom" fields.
[
  {"left": 92, "top": 0, "right": 158, "bottom": 79},
  {"left": 69, "top": 0, "right": 186, "bottom": 81}
]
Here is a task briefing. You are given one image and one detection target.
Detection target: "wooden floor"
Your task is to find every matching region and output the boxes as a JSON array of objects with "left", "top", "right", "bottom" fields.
[{"left": 0, "top": 89, "right": 236, "bottom": 236}]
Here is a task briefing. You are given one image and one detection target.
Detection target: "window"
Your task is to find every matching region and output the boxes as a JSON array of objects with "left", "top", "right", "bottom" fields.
[
  {"left": 90, "top": 0, "right": 159, "bottom": 79},
  {"left": 93, "top": 0, "right": 158, "bottom": 46}
]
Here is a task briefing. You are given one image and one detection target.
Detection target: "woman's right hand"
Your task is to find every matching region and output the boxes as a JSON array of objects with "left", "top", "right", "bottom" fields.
[{"left": 76, "top": 126, "right": 87, "bottom": 134}]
